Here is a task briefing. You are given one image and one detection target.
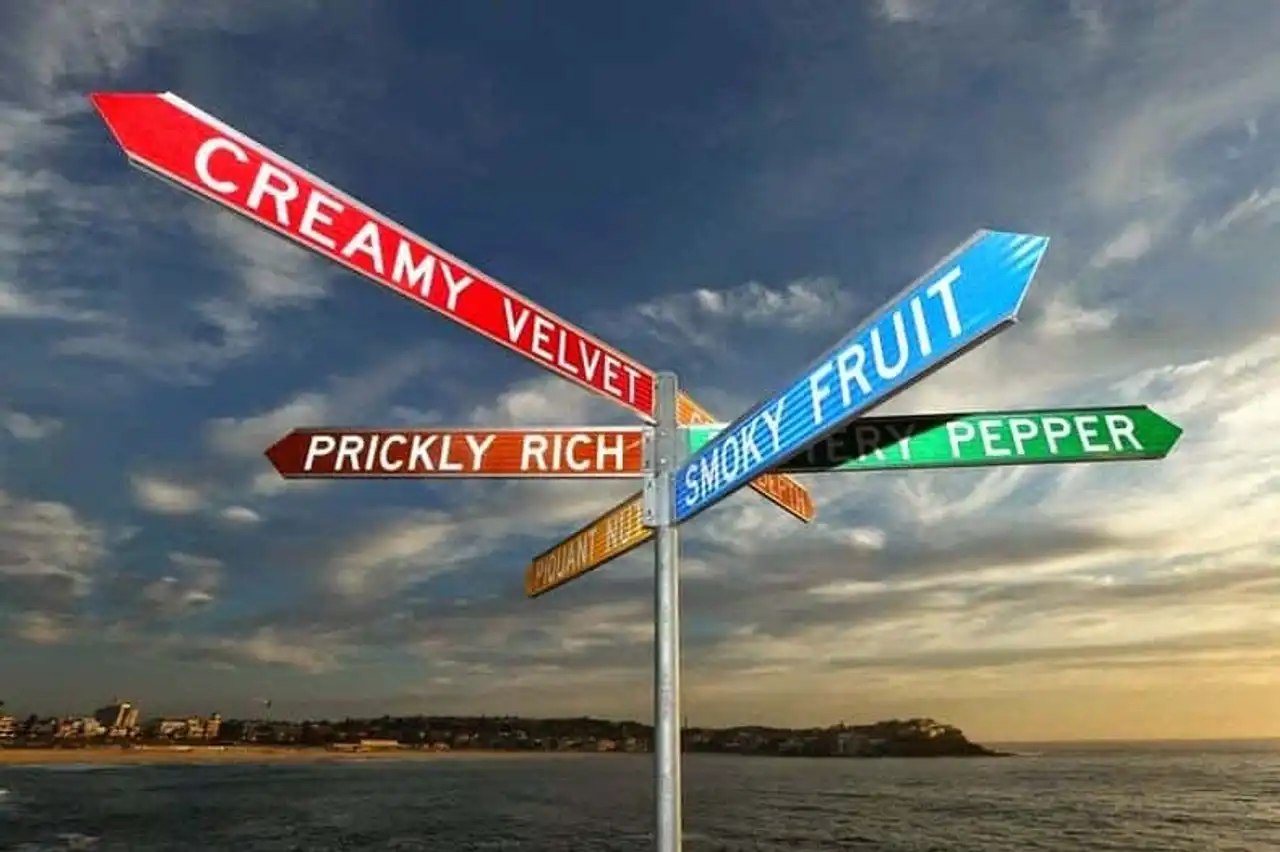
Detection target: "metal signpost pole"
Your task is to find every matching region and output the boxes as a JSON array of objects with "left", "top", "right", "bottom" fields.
[{"left": 645, "top": 372, "right": 682, "bottom": 852}]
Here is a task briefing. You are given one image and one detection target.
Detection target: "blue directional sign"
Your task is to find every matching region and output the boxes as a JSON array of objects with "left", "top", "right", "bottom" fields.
[{"left": 670, "top": 229, "right": 1050, "bottom": 524}]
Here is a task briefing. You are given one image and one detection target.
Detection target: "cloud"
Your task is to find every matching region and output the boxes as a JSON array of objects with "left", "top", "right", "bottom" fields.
[
  {"left": 325, "top": 511, "right": 474, "bottom": 599},
  {"left": 218, "top": 505, "right": 261, "bottom": 525},
  {"left": 1088, "top": 220, "right": 1156, "bottom": 269},
  {"left": 0, "top": 490, "right": 107, "bottom": 645},
  {"left": 1080, "top": 13, "right": 1280, "bottom": 217},
  {"left": 173, "top": 627, "right": 344, "bottom": 675},
  {"left": 1192, "top": 184, "right": 1280, "bottom": 244},
  {"left": 144, "top": 552, "right": 222, "bottom": 614},
  {"left": 103, "top": 551, "right": 224, "bottom": 630},
  {"left": 207, "top": 347, "right": 430, "bottom": 450},
  {"left": 0, "top": 97, "right": 105, "bottom": 325},
  {"left": 873, "top": 0, "right": 958, "bottom": 25},
  {"left": 207, "top": 393, "right": 332, "bottom": 461},
  {"left": 130, "top": 473, "right": 206, "bottom": 516},
  {"left": 0, "top": 0, "right": 343, "bottom": 389},
  {"left": 13, "top": 612, "right": 75, "bottom": 645},
  {"left": 623, "top": 277, "right": 860, "bottom": 353},
  {"left": 468, "top": 374, "right": 627, "bottom": 427},
  {"left": 2, "top": 410, "right": 60, "bottom": 441},
  {"left": 0, "top": 490, "right": 106, "bottom": 598}
]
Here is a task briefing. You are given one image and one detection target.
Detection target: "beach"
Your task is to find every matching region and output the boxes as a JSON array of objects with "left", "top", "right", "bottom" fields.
[{"left": 0, "top": 745, "right": 572, "bottom": 766}]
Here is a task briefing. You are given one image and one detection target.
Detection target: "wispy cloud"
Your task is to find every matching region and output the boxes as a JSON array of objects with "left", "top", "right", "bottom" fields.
[
  {"left": 0, "top": 489, "right": 108, "bottom": 644},
  {"left": 130, "top": 473, "right": 206, "bottom": 516},
  {"left": 1, "top": 410, "right": 61, "bottom": 441}
]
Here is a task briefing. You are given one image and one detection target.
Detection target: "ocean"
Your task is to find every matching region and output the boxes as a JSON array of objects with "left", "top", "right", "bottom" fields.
[{"left": 1, "top": 742, "right": 1277, "bottom": 851}]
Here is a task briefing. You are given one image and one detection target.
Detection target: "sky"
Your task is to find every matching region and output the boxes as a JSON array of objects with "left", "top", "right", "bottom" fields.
[{"left": 1, "top": 0, "right": 1278, "bottom": 743}]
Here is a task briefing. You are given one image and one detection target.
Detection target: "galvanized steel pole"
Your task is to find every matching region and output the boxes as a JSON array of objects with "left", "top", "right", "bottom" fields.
[{"left": 644, "top": 371, "right": 682, "bottom": 852}]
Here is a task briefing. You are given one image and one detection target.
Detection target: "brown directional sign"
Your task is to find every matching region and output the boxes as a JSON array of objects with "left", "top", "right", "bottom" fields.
[{"left": 265, "top": 427, "right": 647, "bottom": 479}]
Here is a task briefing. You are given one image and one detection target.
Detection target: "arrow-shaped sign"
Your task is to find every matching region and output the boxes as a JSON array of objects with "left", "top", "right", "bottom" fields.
[
  {"left": 89, "top": 91, "right": 815, "bottom": 523},
  {"left": 266, "top": 427, "right": 650, "bottom": 479},
  {"left": 672, "top": 230, "right": 1050, "bottom": 524},
  {"left": 526, "top": 494, "right": 650, "bottom": 597},
  {"left": 684, "top": 406, "right": 1182, "bottom": 472}
]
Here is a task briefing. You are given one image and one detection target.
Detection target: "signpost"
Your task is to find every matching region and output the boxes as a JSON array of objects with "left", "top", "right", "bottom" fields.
[
  {"left": 89, "top": 91, "right": 815, "bottom": 525},
  {"left": 683, "top": 406, "right": 1183, "bottom": 473},
  {"left": 265, "top": 427, "right": 649, "bottom": 479},
  {"left": 672, "top": 230, "right": 1049, "bottom": 524},
  {"left": 91, "top": 91, "right": 1187, "bottom": 852},
  {"left": 90, "top": 91, "right": 814, "bottom": 852}
]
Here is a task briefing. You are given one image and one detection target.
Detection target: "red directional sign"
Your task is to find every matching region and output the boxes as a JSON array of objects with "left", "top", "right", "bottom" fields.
[
  {"left": 89, "top": 91, "right": 815, "bottom": 522},
  {"left": 89, "top": 92, "right": 654, "bottom": 420},
  {"left": 265, "top": 427, "right": 647, "bottom": 479}
]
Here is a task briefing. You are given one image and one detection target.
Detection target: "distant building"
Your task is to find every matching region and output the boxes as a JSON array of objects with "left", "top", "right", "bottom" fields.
[
  {"left": 147, "top": 714, "right": 222, "bottom": 741},
  {"left": 327, "top": 742, "right": 360, "bottom": 752},
  {"left": 152, "top": 719, "right": 186, "bottom": 738},
  {"left": 357, "top": 739, "right": 402, "bottom": 750},
  {"left": 836, "top": 731, "right": 868, "bottom": 755},
  {"left": 0, "top": 715, "right": 15, "bottom": 741},
  {"left": 93, "top": 701, "right": 140, "bottom": 737},
  {"left": 145, "top": 711, "right": 225, "bottom": 736},
  {"left": 55, "top": 718, "right": 106, "bottom": 739}
]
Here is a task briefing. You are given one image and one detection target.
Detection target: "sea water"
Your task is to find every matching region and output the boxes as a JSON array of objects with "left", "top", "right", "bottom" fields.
[{"left": 0, "top": 742, "right": 1277, "bottom": 851}]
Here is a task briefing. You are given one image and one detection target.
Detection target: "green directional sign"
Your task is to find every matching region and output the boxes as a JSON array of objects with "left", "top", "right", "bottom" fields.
[{"left": 682, "top": 406, "right": 1182, "bottom": 473}]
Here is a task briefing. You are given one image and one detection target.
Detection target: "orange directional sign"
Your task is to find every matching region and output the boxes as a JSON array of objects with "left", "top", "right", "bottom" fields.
[
  {"left": 265, "top": 427, "right": 646, "bottom": 479},
  {"left": 526, "top": 495, "right": 649, "bottom": 597}
]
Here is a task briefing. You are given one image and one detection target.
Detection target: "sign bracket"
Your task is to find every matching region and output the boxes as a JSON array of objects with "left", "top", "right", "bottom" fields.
[{"left": 641, "top": 425, "right": 656, "bottom": 490}]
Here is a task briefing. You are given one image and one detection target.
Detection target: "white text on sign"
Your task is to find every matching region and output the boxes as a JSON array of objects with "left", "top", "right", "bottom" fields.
[{"left": 944, "top": 413, "right": 1144, "bottom": 457}]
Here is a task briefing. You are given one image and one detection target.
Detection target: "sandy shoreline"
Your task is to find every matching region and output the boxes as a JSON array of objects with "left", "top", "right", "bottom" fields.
[{"left": 0, "top": 746, "right": 598, "bottom": 766}]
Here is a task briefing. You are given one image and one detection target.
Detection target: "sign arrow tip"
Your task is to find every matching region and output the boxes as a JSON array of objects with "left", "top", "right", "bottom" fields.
[
  {"left": 87, "top": 92, "right": 140, "bottom": 150},
  {"left": 263, "top": 433, "right": 297, "bottom": 477},
  {"left": 86, "top": 92, "right": 173, "bottom": 156}
]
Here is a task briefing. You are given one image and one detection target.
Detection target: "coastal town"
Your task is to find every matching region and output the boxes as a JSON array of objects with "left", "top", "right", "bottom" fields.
[{"left": 0, "top": 700, "right": 996, "bottom": 758}]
